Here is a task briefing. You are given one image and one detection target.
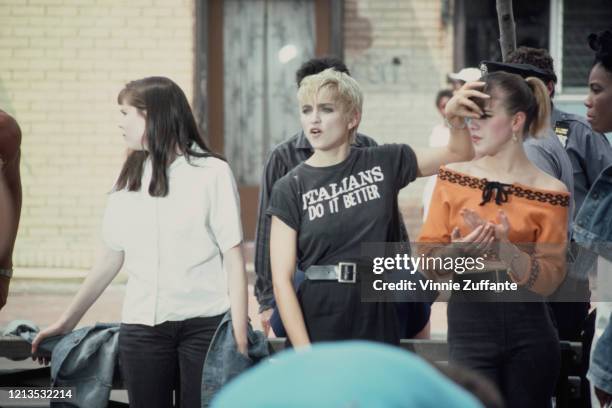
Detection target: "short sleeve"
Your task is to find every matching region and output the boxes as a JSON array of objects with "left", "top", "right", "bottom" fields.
[
  {"left": 266, "top": 175, "right": 301, "bottom": 231},
  {"left": 379, "top": 144, "right": 419, "bottom": 189},
  {"left": 524, "top": 138, "right": 560, "bottom": 179},
  {"left": 210, "top": 162, "right": 244, "bottom": 253},
  {"left": 102, "top": 194, "right": 124, "bottom": 251}
]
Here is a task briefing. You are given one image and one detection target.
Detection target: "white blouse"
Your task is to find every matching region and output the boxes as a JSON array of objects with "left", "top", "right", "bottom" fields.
[{"left": 102, "top": 154, "right": 243, "bottom": 326}]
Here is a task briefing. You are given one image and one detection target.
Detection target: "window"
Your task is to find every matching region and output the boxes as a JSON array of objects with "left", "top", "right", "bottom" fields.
[
  {"left": 455, "top": 0, "right": 612, "bottom": 94},
  {"left": 552, "top": 0, "right": 612, "bottom": 91},
  {"left": 454, "top": 0, "right": 551, "bottom": 69}
]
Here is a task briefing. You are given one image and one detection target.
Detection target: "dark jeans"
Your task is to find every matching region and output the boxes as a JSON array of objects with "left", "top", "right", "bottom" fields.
[
  {"left": 119, "top": 314, "right": 223, "bottom": 408},
  {"left": 448, "top": 301, "right": 560, "bottom": 408}
]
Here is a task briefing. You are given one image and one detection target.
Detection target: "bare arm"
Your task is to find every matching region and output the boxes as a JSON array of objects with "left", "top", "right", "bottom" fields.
[
  {"left": 0, "top": 150, "right": 21, "bottom": 265},
  {"left": 0, "top": 113, "right": 23, "bottom": 310},
  {"left": 415, "top": 82, "right": 489, "bottom": 177},
  {"left": 270, "top": 216, "right": 310, "bottom": 347},
  {"left": 32, "top": 243, "right": 124, "bottom": 355},
  {"left": 0, "top": 166, "right": 15, "bottom": 309},
  {"left": 0, "top": 166, "right": 16, "bottom": 262},
  {"left": 224, "top": 244, "right": 248, "bottom": 354}
]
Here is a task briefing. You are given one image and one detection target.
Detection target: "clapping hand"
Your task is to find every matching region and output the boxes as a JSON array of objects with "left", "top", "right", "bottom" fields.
[
  {"left": 450, "top": 223, "right": 495, "bottom": 257},
  {"left": 461, "top": 208, "right": 510, "bottom": 242}
]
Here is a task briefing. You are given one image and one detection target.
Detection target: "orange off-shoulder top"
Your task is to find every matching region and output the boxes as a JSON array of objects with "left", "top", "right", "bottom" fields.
[{"left": 418, "top": 167, "right": 570, "bottom": 296}]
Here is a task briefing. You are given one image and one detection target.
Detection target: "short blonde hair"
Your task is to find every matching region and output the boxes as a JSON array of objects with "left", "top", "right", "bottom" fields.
[{"left": 297, "top": 68, "right": 363, "bottom": 141}]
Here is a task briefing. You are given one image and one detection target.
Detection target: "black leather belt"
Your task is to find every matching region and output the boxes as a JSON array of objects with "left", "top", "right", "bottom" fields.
[{"left": 304, "top": 262, "right": 358, "bottom": 283}]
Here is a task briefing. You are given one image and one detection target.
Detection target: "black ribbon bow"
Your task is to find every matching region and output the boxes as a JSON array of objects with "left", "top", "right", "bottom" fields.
[{"left": 480, "top": 181, "right": 512, "bottom": 206}]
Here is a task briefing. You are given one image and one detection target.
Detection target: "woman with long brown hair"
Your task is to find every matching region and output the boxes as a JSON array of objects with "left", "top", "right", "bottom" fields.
[{"left": 32, "top": 77, "right": 248, "bottom": 408}]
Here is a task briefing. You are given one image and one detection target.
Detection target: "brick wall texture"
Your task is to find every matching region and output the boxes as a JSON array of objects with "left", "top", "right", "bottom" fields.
[
  {"left": 344, "top": 0, "right": 454, "bottom": 239},
  {"left": 0, "top": 0, "right": 195, "bottom": 270},
  {"left": 2, "top": 0, "right": 452, "bottom": 271}
]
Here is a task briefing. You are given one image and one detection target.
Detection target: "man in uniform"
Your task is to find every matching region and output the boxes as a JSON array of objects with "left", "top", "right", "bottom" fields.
[
  {"left": 0, "top": 110, "right": 22, "bottom": 310},
  {"left": 504, "top": 47, "right": 612, "bottom": 215}
]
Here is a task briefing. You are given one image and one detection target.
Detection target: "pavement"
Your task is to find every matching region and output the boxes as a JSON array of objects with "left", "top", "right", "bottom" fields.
[
  {"left": 0, "top": 242, "right": 448, "bottom": 338},
  {"left": 1, "top": 277, "right": 448, "bottom": 339}
]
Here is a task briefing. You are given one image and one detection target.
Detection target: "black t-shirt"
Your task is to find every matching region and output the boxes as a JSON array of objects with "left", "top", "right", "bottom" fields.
[{"left": 267, "top": 144, "right": 418, "bottom": 271}]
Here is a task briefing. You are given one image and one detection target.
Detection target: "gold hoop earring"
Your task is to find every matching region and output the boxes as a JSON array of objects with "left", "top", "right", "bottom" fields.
[{"left": 512, "top": 132, "right": 518, "bottom": 143}]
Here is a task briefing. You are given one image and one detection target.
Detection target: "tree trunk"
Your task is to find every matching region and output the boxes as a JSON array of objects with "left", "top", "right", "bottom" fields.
[{"left": 496, "top": 0, "right": 517, "bottom": 61}]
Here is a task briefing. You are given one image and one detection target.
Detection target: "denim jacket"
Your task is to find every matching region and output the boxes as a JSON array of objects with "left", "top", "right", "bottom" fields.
[
  {"left": 588, "top": 311, "right": 612, "bottom": 394},
  {"left": 6, "top": 320, "right": 120, "bottom": 408},
  {"left": 201, "top": 311, "right": 269, "bottom": 407},
  {"left": 4, "top": 320, "right": 46, "bottom": 347},
  {"left": 573, "top": 164, "right": 612, "bottom": 262}
]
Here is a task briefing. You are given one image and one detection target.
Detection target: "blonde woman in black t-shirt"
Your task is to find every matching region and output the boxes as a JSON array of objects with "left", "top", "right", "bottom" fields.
[{"left": 268, "top": 68, "right": 488, "bottom": 347}]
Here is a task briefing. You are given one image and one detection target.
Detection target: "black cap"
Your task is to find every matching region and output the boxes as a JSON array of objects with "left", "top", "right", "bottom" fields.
[{"left": 479, "top": 61, "right": 557, "bottom": 83}]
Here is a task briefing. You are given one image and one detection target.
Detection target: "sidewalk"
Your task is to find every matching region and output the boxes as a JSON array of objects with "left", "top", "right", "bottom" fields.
[
  {"left": 1, "top": 283, "right": 448, "bottom": 342},
  {"left": 0, "top": 241, "right": 448, "bottom": 337}
]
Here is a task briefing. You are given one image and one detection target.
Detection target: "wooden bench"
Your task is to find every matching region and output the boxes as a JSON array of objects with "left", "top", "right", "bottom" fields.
[
  {"left": 1, "top": 335, "right": 48, "bottom": 360},
  {"left": 1, "top": 335, "right": 452, "bottom": 363},
  {"left": 0, "top": 335, "right": 584, "bottom": 406},
  {"left": 267, "top": 338, "right": 451, "bottom": 362}
]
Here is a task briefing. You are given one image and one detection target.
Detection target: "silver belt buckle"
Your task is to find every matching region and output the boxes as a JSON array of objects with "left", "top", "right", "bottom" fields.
[{"left": 337, "top": 262, "right": 357, "bottom": 283}]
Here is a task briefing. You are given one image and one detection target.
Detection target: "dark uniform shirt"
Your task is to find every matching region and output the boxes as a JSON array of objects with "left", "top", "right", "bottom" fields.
[
  {"left": 524, "top": 127, "right": 575, "bottom": 232},
  {"left": 547, "top": 107, "right": 611, "bottom": 340},
  {"left": 553, "top": 107, "right": 612, "bottom": 215}
]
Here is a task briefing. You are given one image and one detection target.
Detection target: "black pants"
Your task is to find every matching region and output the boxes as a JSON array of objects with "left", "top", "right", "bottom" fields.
[
  {"left": 448, "top": 301, "right": 560, "bottom": 408},
  {"left": 118, "top": 315, "right": 223, "bottom": 408},
  {"left": 297, "top": 280, "right": 400, "bottom": 344}
]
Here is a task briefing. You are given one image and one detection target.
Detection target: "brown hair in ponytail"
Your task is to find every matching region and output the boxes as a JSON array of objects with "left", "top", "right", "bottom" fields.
[
  {"left": 525, "top": 76, "right": 551, "bottom": 136},
  {"left": 481, "top": 72, "right": 551, "bottom": 139}
]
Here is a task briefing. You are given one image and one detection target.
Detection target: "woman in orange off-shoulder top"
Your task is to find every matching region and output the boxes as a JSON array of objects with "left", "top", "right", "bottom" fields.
[{"left": 419, "top": 71, "right": 569, "bottom": 408}]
